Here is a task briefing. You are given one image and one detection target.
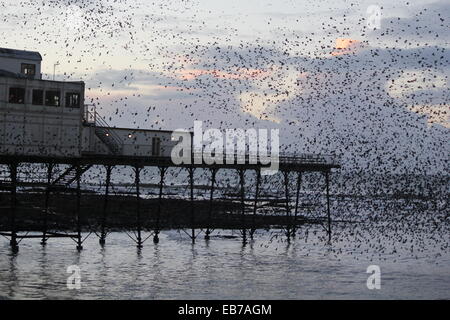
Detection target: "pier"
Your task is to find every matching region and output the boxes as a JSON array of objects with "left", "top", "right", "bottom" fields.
[{"left": 0, "top": 153, "right": 339, "bottom": 252}]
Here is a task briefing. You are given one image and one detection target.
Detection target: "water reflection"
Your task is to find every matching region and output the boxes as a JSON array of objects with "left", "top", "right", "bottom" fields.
[
  {"left": 6, "top": 252, "right": 18, "bottom": 298},
  {"left": 0, "top": 228, "right": 449, "bottom": 300}
]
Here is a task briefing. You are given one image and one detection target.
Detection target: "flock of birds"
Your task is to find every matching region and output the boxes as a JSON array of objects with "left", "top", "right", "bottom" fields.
[{"left": 0, "top": 0, "right": 448, "bottom": 260}]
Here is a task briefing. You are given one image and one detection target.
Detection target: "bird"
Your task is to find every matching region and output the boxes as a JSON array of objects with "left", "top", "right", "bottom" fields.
[{"left": 0, "top": 0, "right": 448, "bottom": 290}]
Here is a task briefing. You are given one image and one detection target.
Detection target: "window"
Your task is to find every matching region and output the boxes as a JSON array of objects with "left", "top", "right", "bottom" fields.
[
  {"left": 152, "top": 137, "right": 161, "bottom": 156},
  {"left": 65, "top": 92, "right": 80, "bottom": 108},
  {"left": 9, "top": 87, "right": 25, "bottom": 104},
  {"left": 45, "top": 91, "right": 60, "bottom": 107},
  {"left": 32, "top": 89, "right": 44, "bottom": 105},
  {"left": 21, "top": 63, "right": 36, "bottom": 77}
]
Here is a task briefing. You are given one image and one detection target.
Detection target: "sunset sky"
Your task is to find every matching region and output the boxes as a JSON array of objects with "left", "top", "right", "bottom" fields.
[{"left": 0, "top": 0, "right": 448, "bottom": 173}]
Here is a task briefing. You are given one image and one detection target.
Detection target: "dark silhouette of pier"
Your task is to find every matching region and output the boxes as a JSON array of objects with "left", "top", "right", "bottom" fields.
[{"left": 0, "top": 153, "right": 339, "bottom": 252}]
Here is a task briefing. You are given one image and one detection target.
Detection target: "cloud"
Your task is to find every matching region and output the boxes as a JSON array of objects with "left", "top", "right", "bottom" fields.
[
  {"left": 174, "top": 67, "right": 271, "bottom": 81},
  {"left": 408, "top": 104, "right": 449, "bottom": 128},
  {"left": 331, "top": 38, "right": 365, "bottom": 56}
]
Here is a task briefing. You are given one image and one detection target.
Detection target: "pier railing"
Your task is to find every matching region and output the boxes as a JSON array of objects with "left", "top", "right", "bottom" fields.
[{"left": 189, "top": 151, "right": 339, "bottom": 167}]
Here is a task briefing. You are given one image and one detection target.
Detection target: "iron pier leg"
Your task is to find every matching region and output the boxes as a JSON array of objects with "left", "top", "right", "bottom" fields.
[
  {"left": 205, "top": 168, "right": 217, "bottom": 241},
  {"left": 9, "top": 162, "right": 18, "bottom": 252},
  {"left": 189, "top": 167, "right": 195, "bottom": 244},
  {"left": 99, "top": 165, "right": 112, "bottom": 246},
  {"left": 154, "top": 166, "right": 166, "bottom": 244},
  {"left": 134, "top": 166, "right": 143, "bottom": 249},
  {"left": 250, "top": 169, "right": 261, "bottom": 239},
  {"left": 293, "top": 171, "right": 302, "bottom": 238},
  {"left": 325, "top": 171, "right": 332, "bottom": 242},
  {"left": 41, "top": 163, "right": 54, "bottom": 246},
  {"left": 283, "top": 171, "right": 291, "bottom": 242},
  {"left": 239, "top": 169, "right": 247, "bottom": 245},
  {"left": 76, "top": 164, "right": 83, "bottom": 251}
]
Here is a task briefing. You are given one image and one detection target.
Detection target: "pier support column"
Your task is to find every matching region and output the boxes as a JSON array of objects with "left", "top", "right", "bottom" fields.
[
  {"left": 99, "top": 165, "right": 112, "bottom": 246},
  {"left": 283, "top": 171, "right": 291, "bottom": 242},
  {"left": 134, "top": 166, "right": 143, "bottom": 249},
  {"left": 325, "top": 171, "right": 332, "bottom": 242},
  {"left": 250, "top": 169, "right": 261, "bottom": 239},
  {"left": 75, "top": 164, "right": 83, "bottom": 251},
  {"left": 205, "top": 168, "right": 217, "bottom": 241},
  {"left": 41, "top": 163, "right": 54, "bottom": 246},
  {"left": 188, "top": 167, "right": 196, "bottom": 244},
  {"left": 154, "top": 166, "right": 166, "bottom": 244},
  {"left": 9, "top": 162, "right": 18, "bottom": 252},
  {"left": 239, "top": 169, "right": 247, "bottom": 245},
  {"left": 292, "top": 171, "right": 302, "bottom": 237}
]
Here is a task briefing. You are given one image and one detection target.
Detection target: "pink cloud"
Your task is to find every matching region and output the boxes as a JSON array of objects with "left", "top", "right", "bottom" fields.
[
  {"left": 175, "top": 67, "right": 270, "bottom": 81},
  {"left": 331, "top": 38, "right": 363, "bottom": 56}
]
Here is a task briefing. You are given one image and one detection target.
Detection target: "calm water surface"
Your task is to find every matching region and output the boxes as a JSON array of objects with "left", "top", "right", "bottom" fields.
[{"left": 0, "top": 227, "right": 449, "bottom": 300}]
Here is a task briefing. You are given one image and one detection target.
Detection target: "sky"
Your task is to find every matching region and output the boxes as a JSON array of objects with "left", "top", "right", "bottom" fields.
[{"left": 0, "top": 0, "right": 448, "bottom": 174}]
